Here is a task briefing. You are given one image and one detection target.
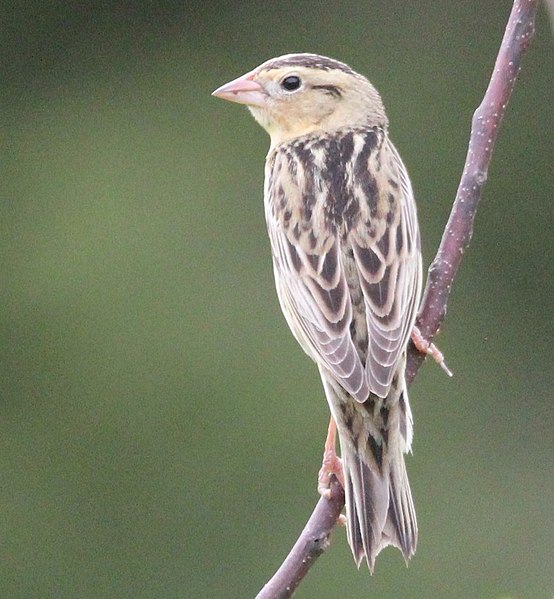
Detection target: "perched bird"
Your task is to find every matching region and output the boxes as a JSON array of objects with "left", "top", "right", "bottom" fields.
[{"left": 213, "top": 53, "right": 422, "bottom": 572}]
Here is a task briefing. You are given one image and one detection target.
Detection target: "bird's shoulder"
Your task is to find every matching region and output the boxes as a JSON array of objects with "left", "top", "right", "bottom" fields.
[{"left": 265, "top": 127, "right": 408, "bottom": 252}]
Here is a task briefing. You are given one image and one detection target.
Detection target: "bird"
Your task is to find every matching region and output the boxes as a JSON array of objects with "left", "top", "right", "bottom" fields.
[{"left": 212, "top": 53, "right": 422, "bottom": 572}]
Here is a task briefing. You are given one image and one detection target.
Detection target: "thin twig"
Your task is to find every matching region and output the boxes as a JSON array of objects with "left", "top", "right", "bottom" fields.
[
  {"left": 256, "top": 476, "right": 344, "bottom": 599},
  {"left": 256, "top": 1, "right": 538, "bottom": 596},
  {"left": 405, "top": 0, "right": 538, "bottom": 383}
]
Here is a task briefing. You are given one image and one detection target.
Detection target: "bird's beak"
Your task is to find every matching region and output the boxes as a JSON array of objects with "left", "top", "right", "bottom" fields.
[{"left": 212, "top": 71, "right": 266, "bottom": 108}]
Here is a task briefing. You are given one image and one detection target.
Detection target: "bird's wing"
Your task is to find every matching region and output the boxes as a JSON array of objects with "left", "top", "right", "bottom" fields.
[
  {"left": 266, "top": 177, "right": 370, "bottom": 403},
  {"left": 349, "top": 138, "right": 422, "bottom": 398},
  {"left": 269, "top": 225, "right": 370, "bottom": 402}
]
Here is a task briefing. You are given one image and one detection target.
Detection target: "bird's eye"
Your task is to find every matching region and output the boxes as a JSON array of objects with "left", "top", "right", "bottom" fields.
[{"left": 281, "top": 75, "right": 302, "bottom": 92}]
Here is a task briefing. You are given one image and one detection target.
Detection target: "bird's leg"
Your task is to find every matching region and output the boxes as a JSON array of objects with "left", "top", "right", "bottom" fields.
[
  {"left": 317, "top": 416, "right": 345, "bottom": 497},
  {"left": 411, "top": 326, "right": 453, "bottom": 377},
  {"left": 317, "top": 416, "right": 347, "bottom": 526}
]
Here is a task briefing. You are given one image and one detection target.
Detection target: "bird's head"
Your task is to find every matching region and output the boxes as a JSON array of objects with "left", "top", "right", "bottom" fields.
[{"left": 212, "top": 53, "right": 388, "bottom": 147}]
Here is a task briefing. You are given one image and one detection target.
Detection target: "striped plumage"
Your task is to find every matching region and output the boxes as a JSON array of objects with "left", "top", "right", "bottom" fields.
[{"left": 213, "top": 53, "right": 422, "bottom": 571}]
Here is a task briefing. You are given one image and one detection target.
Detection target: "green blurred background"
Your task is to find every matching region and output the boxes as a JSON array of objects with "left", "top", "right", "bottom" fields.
[{"left": 2, "top": 2, "right": 553, "bottom": 598}]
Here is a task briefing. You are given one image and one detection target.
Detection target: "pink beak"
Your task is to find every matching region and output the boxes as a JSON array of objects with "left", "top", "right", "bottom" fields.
[{"left": 212, "top": 71, "right": 266, "bottom": 108}]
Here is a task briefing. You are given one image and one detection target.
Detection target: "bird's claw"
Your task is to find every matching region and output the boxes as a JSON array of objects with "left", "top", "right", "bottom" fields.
[
  {"left": 411, "top": 326, "right": 453, "bottom": 377},
  {"left": 317, "top": 450, "right": 344, "bottom": 499}
]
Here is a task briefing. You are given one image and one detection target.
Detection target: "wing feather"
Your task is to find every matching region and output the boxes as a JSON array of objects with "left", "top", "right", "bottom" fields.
[
  {"left": 351, "top": 138, "right": 422, "bottom": 398},
  {"left": 268, "top": 216, "right": 370, "bottom": 401}
]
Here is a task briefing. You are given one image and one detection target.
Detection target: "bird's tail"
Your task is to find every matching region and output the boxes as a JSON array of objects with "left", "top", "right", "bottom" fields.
[
  {"left": 341, "top": 429, "right": 417, "bottom": 572},
  {"left": 323, "top": 374, "right": 417, "bottom": 572}
]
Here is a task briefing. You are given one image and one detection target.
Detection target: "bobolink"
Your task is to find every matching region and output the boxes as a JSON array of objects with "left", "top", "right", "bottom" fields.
[{"left": 213, "top": 53, "right": 421, "bottom": 571}]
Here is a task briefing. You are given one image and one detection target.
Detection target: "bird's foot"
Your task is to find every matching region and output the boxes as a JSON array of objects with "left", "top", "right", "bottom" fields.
[{"left": 411, "top": 326, "right": 453, "bottom": 377}]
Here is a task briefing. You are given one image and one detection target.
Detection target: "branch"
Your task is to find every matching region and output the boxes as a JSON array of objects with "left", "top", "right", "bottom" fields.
[
  {"left": 256, "top": 1, "right": 538, "bottom": 596},
  {"left": 256, "top": 476, "right": 344, "bottom": 599},
  {"left": 405, "top": 0, "right": 538, "bottom": 383}
]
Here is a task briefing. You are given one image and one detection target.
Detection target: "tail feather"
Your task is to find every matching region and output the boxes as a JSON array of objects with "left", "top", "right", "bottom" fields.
[
  {"left": 387, "top": 453, "right": 417, "bottom": 560},
  {"left": 322, "top": 368, "right": 417, "bottom": 572},
  {"left": 342, "top": 440, "right": 417, "bottom": 572},
  {"left": 343, "top": 447, "right": 390, "bottom": 570},
  {"left": 344, "top": 470, "right": 365, "bottom": 567}
]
